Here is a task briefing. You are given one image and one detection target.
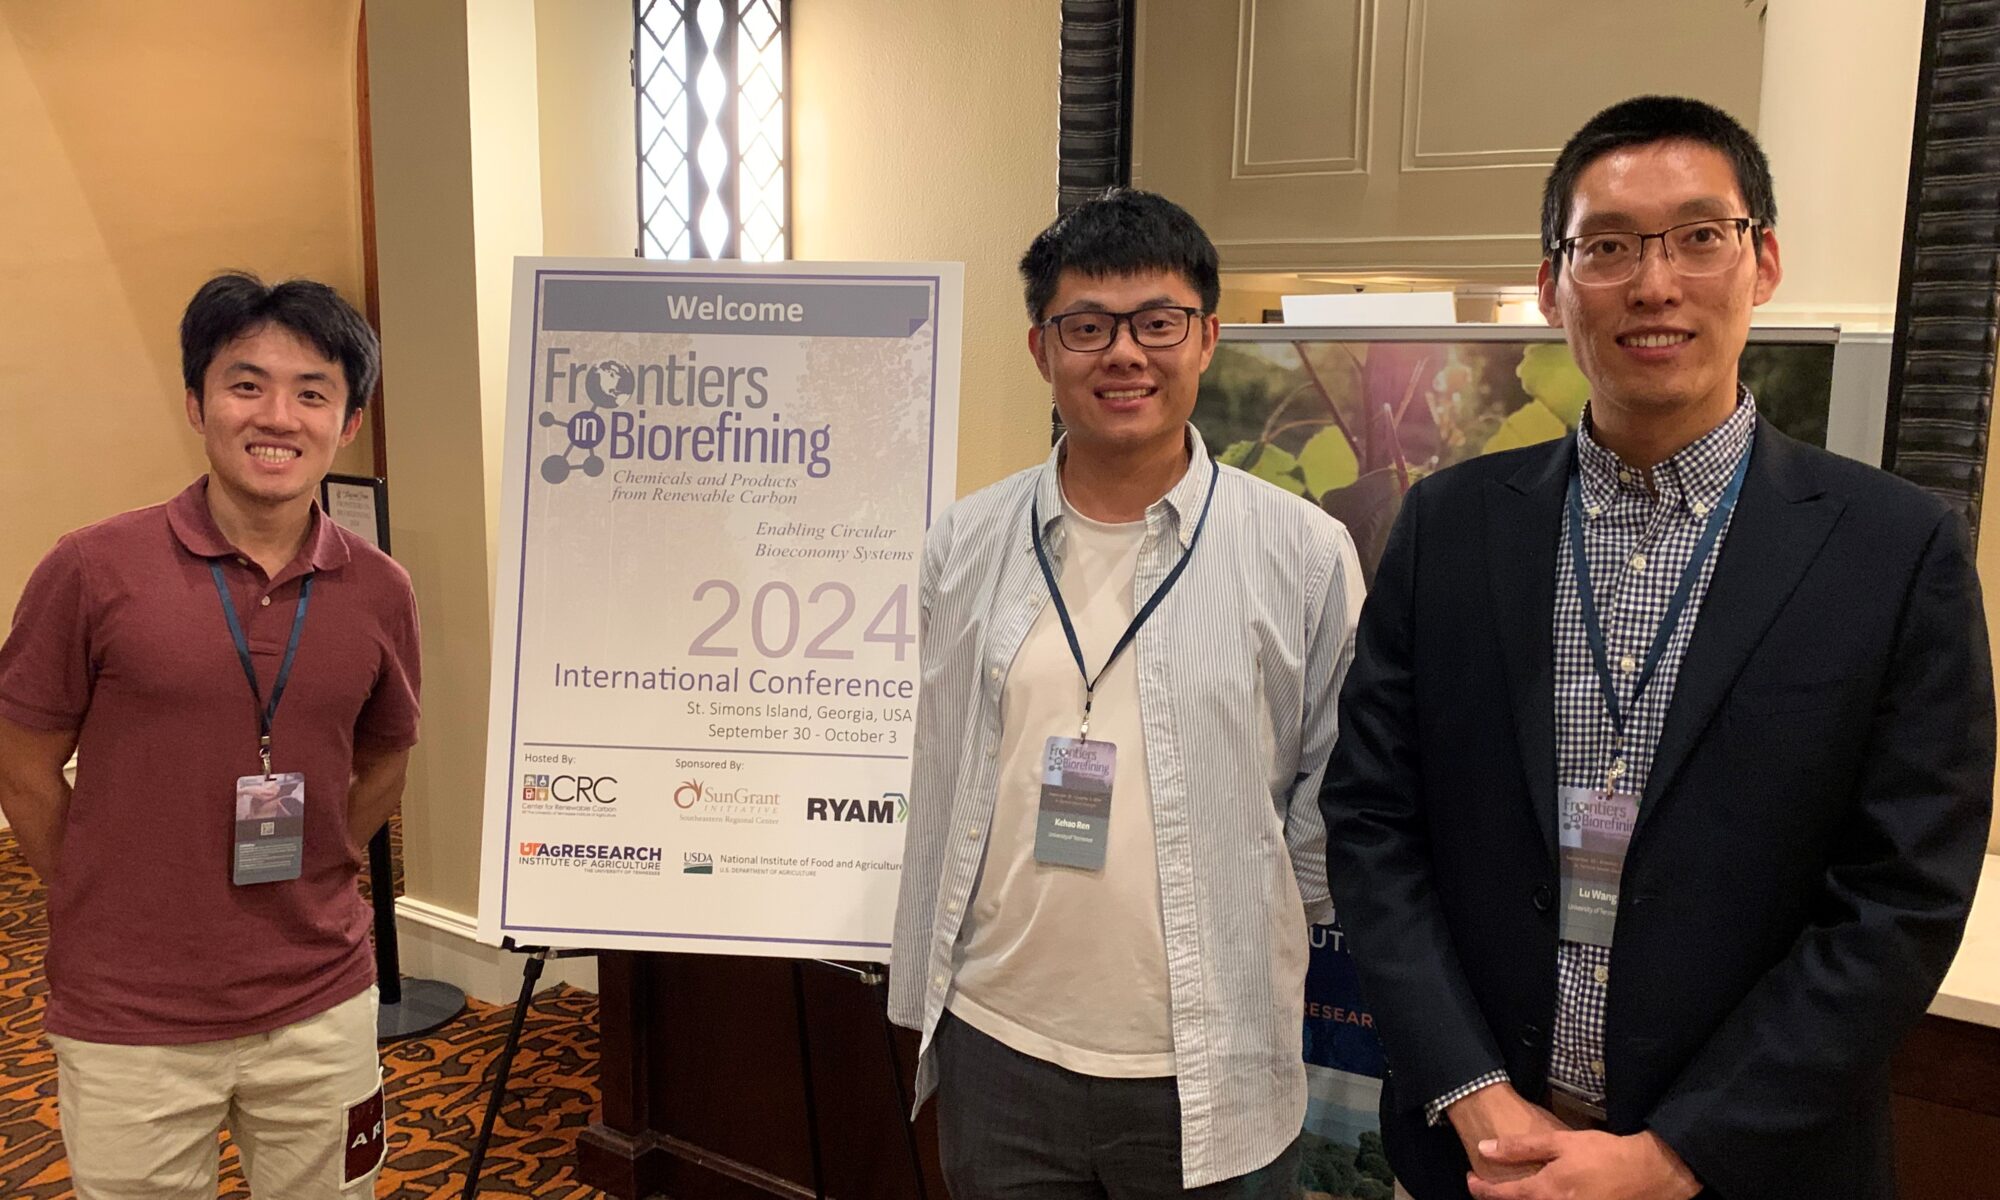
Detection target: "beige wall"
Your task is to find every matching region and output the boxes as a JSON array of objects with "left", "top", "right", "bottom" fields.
[
  {"left": 536, "top": 0, "right": 636, "bottom": 258},
  {"left": 1755, "top": 0, "right": 1924, "bottom": 330},
  {"left": 367, "top": 0, "right": 553, "bottom": 917},
  {"left": 0, "top": 0, "right": 373, "bottom": 617},
  {"left": 791, "top": 0, "right": 1058, "bottom": 495}
]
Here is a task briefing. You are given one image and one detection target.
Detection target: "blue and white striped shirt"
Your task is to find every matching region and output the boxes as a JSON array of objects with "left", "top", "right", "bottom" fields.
[{"left": 889, "top": 426, "right": 1365, "bottom": 1187}]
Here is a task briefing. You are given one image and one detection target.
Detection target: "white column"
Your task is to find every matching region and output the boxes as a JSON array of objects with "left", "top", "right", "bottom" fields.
[{"left": 1754, "top": 0, "right": 1925, "bottom": 330}]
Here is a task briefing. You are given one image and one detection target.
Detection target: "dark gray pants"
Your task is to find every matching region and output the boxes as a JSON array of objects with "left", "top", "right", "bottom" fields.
[{"left": 933, "top": 1011, "right": 1303, "bottom": 1200}]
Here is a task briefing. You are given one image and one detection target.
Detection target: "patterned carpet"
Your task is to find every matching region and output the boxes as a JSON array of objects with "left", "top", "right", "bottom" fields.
[{"left": 0, "top": 829, "right": 609, "bottom": 1198}]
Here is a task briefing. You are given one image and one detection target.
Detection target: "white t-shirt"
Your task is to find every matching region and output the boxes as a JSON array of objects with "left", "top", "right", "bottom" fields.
[{"left": 947, "top": 498, "right": 1175, "bottom": 1077}]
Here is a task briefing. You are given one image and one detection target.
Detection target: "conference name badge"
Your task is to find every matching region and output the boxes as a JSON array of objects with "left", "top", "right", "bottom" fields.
[
  {"left": 1557, "top": 784, "right": 1637, "bottom": 947},
  {"left": 1034, "top": 736, "right": 1116, "bottom": 870},
  {"left": 232, "top": 772, "right": 305, "bottom": 885}
]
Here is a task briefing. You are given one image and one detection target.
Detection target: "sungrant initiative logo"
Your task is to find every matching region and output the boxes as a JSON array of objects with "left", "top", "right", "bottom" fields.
[
  {"left": 672, "top": 778, "right": 784, "bottom": 826},
  {"left": 515, "top": 841, "right": 662, "bottom": 875}
]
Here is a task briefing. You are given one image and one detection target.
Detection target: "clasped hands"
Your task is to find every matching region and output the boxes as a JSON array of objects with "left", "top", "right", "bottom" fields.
[{"left": 1447, "top": 1082, "right": 1700, "bottom": 1200}]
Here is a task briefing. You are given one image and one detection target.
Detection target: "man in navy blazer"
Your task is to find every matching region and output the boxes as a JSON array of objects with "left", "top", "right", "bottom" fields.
[{"left": 1320, "top": 95, "right": 1995, "bottom": 1200}]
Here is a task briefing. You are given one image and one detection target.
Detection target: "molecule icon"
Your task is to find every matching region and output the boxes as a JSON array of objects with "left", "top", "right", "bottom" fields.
[{"left": 538, "top": 360, "right": 633, "bottom": 484}]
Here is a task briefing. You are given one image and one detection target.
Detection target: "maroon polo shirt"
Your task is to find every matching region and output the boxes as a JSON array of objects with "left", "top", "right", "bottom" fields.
[{"left": 0, "top": 478, "right": 421, "bottom": 1044}]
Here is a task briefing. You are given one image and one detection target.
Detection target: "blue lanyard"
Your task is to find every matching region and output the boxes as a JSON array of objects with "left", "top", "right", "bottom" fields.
[
  {"left": 1030, "top": 462, "right": 1220, "bottom": 740},
  {"left": 1566, "top": 439, "right": 1750, "bottom": 790},
  {"left": 210, "top": 563, "right": 314, "bottom": 777}
]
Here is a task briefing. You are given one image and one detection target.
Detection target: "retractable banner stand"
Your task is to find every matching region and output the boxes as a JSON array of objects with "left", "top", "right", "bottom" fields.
[{"left": 477, "top": 258, "right": 962, "bottom": 959}]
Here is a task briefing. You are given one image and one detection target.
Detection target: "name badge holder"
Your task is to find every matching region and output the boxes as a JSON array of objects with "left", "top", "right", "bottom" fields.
[
  {"left": 212, "top": 563, "right": 314, "bottom": 885},
  {"left": 1557, "top": 442, "right": 1749, "bottom": 946},
  {"left": 1026, "top": 464, "right": 1218, "bottom": 869}
]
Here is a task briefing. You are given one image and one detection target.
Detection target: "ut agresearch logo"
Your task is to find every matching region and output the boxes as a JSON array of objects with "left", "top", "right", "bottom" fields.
[
  {"left": 519, "top": 771, "right": 618, "bottom": 818},
  {"left": 805, "top": 791, "right": 908, "bottom": 824},
  {"left": 515, "top": 841, "right": 663, "bottom": 875}
]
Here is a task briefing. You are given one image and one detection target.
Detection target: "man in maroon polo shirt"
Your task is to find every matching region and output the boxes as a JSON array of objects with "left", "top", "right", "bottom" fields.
[{"left": 0, "top": 273, "right": 421, "bottom": 1199}]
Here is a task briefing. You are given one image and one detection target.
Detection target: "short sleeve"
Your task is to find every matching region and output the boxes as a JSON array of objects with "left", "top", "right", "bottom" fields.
[
  {"left": 355, "top": 580, "right": 422, "bottom": 749},
  {"left": 0, "top": 537, "right": 94, "bottom": 732}
]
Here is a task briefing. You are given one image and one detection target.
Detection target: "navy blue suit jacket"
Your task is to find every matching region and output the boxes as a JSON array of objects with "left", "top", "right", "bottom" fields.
[{"left": 1320, "top": 420, "right": 1994, "bottom": 1199}]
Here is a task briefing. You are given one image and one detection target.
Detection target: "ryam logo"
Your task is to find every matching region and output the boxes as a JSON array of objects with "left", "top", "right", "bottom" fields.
[{"left": 806, "top": 792, "right": 908, "bottom": 823}]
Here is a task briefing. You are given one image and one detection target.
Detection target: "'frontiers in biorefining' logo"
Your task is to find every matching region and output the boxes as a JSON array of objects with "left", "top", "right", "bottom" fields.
[
  {"left": 537, "top": 359, "right": 635, "bottom": 484},
  {"left": 536, "top": 349, "right": 835, "bottom": 486}
]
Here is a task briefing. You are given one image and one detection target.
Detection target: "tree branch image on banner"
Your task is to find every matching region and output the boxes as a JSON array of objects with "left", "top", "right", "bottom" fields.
[
  {"left": 1196, "top": 330, "right": 1833, "bottom": 581},
  {"left": 477, "top": 260, "right": 962, "bottom": 958}
]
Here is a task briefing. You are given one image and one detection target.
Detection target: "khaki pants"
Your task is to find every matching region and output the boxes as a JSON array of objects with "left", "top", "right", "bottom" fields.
[{"left": 48, "top": 988, "right": 385, "bottom": 1200}]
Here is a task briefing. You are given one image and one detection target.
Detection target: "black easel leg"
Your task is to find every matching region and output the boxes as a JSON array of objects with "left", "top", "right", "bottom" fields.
[
  {"left": 461, "top": 950, "right": 545, "bottom": 1200},
  {"left": 878, "top": 991, "right": 931, "bottom": 1200},
  {"left": 791, "top": 960, "right": 827, "bottom": 1200}
]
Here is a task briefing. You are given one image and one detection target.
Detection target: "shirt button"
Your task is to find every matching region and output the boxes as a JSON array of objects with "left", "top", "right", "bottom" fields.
[
  {"left": 1586, "top": 504, "right": 1602, "bottom": 518},
  {"left": 1630, "top": 553, "right": 1648, "bottom": 572},
  {"left": 259, "top": 595, "right": 272, "bottom": 607},
  {"left": 1590, "top": 1059, "right": 1605, "bottom": 1077},
  {"left": 235, "top": 556, "right": 249, "bottom": 567},
  {"left": 988, "top": 666, "right": 1002, "bottom": 682},
  {"left": 932, "top": 973, "right": 947, "bottom": 988},
  {"left": 1617, "top": 469, "right": 1634, "bottom": 485},
  {"left": 984, "top": 738, "right": 997, "bottom": 758},
  {"left": 965, "top": 827, "right": 980, "bottom": 842},
  {"left": 1692, "top": 500, "right": 1710, "bottom": 516},
  {"left": 1618, "top": 654, "right": 1635, "bottom": 674},
  {"left": 1593, "top": 965, "right": 1609, "bottom": 985}
]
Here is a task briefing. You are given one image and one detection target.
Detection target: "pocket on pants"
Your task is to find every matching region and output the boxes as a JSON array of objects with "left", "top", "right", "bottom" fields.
[{"left": 342, "top": 1082, "right": 387, "bottom": 1187}]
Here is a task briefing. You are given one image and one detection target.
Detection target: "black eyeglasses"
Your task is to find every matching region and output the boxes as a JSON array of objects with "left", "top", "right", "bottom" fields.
[
  {"left": 1557, "top": 218, "right": 1760, "bottom": 285},
  {"left": 1040, "top": 306, "right": 1204, "bottom": 353}
]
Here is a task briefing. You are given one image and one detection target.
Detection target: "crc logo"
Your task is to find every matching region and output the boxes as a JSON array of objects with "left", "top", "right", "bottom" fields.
[
  {"left": 549, "top": 775, "right": 617, "bottom": 804},
  {"left": 522, "top": 774, "right": 551, "bottom": 803},
  {"left": 806, "top": 792, "right": 907, "bottom": 824},
  {"left": 674, "top": 780, "right": 705, "bottom": 809}
]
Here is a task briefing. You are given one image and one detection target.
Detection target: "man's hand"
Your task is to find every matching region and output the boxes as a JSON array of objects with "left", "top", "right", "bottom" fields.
[
  {"left": 1464, "top": 1129, "right": 1700, "bottom": 1200},
  {"left": 1446, "top": 1083, "right": 1568, "bottom": 1182},
  {"left": 346, "top": 739, "right": 413, "bottom": 852}
]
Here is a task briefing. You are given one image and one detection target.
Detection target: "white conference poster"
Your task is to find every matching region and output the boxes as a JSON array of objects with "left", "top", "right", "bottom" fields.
[{"left": 477, "top": 258, "right": 962, "bottom": 958}]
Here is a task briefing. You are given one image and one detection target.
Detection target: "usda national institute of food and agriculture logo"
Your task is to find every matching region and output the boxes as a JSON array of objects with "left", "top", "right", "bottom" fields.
[{"left": 538, "top": 359, "right": 634, "bottom": 485}]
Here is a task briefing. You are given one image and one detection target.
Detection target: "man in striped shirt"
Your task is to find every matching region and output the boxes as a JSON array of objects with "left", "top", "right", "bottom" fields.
[
  {"left": 1323, "top": 96, "right": 1992, "bottom": 1200},
  {"left": 889, "top": 189, "right": 1365, "bottom": 1197}
]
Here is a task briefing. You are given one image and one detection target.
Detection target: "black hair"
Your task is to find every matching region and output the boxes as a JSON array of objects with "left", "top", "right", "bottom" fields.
[
  {"left": 180, "top": 272, "right": 381, "bottom": 421},
  {"left": 1541, "top": 95, "right": 1777, "bottom": 265},
  {"left": 1018, "top": 188, "right": 1221, "bottom": 321}
]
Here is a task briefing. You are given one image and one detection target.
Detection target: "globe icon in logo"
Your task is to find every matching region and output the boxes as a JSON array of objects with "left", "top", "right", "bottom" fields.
[
  {"left": 539, "top": 358, "right": 633, "bottom": 484},
  {"left": 584, "top": 360, "right": 636, "bottom": 409}
]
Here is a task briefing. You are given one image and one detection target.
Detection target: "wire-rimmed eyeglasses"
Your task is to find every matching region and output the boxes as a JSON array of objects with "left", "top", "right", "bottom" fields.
[{"left": 1557, "top": 217, "right": 1760, "bottom": 286}]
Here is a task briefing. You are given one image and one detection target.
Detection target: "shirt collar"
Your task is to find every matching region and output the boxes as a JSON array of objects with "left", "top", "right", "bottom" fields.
[
  {"left": 1033, "top": 424, "right": 1215, "bottom": 550},
  {"left": 166, "top": 476, "right": 352, "bottom": 578},
  {"left": 1575, "top": 384, "right": 1757, "bottom": 517}
]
